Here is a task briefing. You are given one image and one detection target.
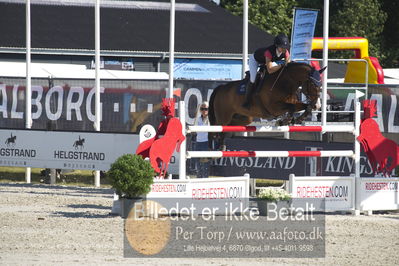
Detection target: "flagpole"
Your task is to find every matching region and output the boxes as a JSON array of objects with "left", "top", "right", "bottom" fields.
[{"left": 25, "top": 0, "right": 32, "bottom": 183}]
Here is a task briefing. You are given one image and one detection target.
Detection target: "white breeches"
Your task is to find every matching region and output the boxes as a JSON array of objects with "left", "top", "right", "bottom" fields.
[{"left": 249, "top": 54, "right": 259, "bottom": 83}]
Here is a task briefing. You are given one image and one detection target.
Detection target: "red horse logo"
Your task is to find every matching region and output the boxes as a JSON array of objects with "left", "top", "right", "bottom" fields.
[
  {"left": 357, "top": 100, "right": 399, "bottom": 176},
  {"left": 358, "top": 119, "right": 399, "bottom": 176},
  {"left": 136, "top": 98, "right": 185, "bottom": 177},
  {"left": 149, "top": 118, "right": 185, "bottom": 177}
]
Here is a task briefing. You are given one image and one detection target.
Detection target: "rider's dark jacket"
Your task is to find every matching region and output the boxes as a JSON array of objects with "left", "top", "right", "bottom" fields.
[{"left": 254, "top": 44, "right": 289, "bottom": 64}]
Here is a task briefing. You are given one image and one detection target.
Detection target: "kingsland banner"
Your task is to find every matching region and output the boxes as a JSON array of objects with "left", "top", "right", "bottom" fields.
[{"left": 209, "top": 137, "right": 375, "bottom": 180}]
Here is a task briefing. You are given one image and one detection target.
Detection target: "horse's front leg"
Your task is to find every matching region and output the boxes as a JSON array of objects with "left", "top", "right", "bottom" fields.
[
  {"left": 277, "top": 112, "right": 295, "bottom": 126},
  {"left": 275, "top": 102, "right": 305, "bottom": 126},
  {"left": 293, "top": 104, "right": 312, "bottom": 124}
]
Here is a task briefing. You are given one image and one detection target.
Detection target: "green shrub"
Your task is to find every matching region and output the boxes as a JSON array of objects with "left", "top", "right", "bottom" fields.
[
  {"left": 107, "top": 154, "right": 155, "bottom": 199},
  {"left": 257, "top": 187, "right": 291, "bottom": 201}
]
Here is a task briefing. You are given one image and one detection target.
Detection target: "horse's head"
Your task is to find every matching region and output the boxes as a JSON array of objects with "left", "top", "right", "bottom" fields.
[{"left": 302, "top": 66, "right": 326, "bottom": 109}]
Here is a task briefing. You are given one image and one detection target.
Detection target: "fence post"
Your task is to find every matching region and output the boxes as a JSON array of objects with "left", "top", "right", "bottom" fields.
[
  {"left": 353, "top": 90, "right": 363, "bottom": 215},
  {"left": 179, "top": 101, "right": 186, "bottom": 180}
]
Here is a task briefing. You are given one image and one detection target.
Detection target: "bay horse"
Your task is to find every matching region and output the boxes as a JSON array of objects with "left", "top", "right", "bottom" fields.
[{"left": 208, "top": 62, "right": 326, "bottom": 148}]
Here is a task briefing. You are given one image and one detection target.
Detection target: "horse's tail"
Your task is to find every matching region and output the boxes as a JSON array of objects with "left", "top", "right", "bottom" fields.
[{"left": 209, "top": 84, "right": 223, "bottom": 125}]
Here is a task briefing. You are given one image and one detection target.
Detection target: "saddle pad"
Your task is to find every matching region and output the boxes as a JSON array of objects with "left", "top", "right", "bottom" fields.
[{"left": 237, "top": 79, "right": 247, "bottom": 95}]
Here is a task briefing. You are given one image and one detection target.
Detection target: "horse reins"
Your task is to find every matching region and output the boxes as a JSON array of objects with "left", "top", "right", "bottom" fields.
[{"left": 270, "top": 64, "right": 287, "bottom": 91}]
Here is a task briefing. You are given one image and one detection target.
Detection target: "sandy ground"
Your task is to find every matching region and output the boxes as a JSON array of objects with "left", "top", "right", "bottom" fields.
[{"left": 1, "top": 183, "right": 399, "bottom": 265}]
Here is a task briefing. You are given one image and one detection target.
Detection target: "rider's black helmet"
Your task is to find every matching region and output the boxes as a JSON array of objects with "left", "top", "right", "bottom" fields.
[{"left": 274, "top": 34, "right": 290, "bottom": 49}]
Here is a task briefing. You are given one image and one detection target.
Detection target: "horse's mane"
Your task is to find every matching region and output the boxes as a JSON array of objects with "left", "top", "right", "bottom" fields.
[{"left": 286, "top": 61, "right": 313, "bottom": 70}]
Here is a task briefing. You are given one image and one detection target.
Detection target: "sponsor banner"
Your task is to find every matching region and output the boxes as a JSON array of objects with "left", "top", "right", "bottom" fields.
[
  {"left": 210, "top": 137, "right": 375, "bottom": 180},
  {"left": 0, "top": 129, "right": 139, "bottom": 171},
  {"left": 339, "top": 90, "right": 399, "bottom": 135},
  {"left": 90, "top": 58, "right": 134, "bottom": 70},
  {"left": 147, "top": 176, "right": 250, "bottom": 215},
  {"left": 149, "top": 181, "right": 189, "bottom": 197},
  {"left": 148, "top": 176, "right": 249, "bottom": 199},
  {"left": 290, "top": 175, "right": 355, "bottom": 211},
  {"left": 0, "top": 79, "right": 168, "bottom": 132},
  {"left": 1, "top": 78, "right": 399, "bottom": 136},
  {"left": 358, "top": 177, "right": 399, "bottom": 211},
  {"left": 291, "top": 8, "right": 318, "bottom": 61},
  {"left": 174, "top": 59, "right": 242, "bottom": 80}
]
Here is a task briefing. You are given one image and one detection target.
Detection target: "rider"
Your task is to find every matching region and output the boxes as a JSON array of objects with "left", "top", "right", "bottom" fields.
[{"left": 242, "top": 33, "right": 291, "bottom": 109}]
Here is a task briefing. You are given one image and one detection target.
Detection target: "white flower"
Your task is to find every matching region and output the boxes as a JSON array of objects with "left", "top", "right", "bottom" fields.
[{"left": 257, "top": 187, "right": 291, "bottom": 201}]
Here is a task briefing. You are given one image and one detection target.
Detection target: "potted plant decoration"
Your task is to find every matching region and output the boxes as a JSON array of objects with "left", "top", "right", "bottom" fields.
[
  {"left": 107, "top": 154, "right": 155, "bottom": 218},
  {"left": 256, "top": 187, "right": 292, "bottom": 216}
]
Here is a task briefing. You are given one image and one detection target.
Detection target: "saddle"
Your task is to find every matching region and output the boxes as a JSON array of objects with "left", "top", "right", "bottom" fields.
[{"left": 238, "top": 66, "right": 268, "bottom": 95}]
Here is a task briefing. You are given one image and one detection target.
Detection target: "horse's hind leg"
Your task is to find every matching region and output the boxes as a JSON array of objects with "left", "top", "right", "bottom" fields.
[
  {"left": 229, "top": 114, "right": 253, "bottom": 126},
  {"left": 211, "top": 110, "right": 235, "bottom": 150},
  {"left": 213, "top": 115, "right": 253, "bottom": 151}
]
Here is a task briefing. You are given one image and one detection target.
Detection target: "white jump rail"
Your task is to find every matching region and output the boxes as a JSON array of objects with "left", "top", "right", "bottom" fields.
[
  {"left": 187, "top": 124, "right": 355, "bottom": 133},
  {"left": 186, "top": 150, "right": 355, "bottom": 158}
]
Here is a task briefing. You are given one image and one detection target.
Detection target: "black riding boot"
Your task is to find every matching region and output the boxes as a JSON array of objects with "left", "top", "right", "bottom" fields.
[{"left": 242, "top": 82, "right": 254, "bottom": 109}]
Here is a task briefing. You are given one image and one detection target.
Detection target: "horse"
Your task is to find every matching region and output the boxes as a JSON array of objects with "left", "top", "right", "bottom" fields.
[{"left": 208, "top": 62, "right": 326, "bottom": 148}]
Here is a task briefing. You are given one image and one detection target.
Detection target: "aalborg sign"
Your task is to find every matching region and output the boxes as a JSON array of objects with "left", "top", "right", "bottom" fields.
[{"left": 0, "top": 129, "right": 139, "bottom": 171}]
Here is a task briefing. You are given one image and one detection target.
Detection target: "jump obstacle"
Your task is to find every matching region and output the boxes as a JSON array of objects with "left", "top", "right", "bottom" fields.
[
  {"left": 178, "top": 96, "right": 362, "bottom": 182},
  {"left": 140, "top": 92, "right": 399, "bottom": 215}
]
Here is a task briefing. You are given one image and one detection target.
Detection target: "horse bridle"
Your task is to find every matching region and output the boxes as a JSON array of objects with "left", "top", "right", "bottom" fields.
[
  {"left": 309, "top": 69, "right": 322, "bottom": 92},
  {"left": 302, "top": 71, "right": 322, "bottom": 101}
]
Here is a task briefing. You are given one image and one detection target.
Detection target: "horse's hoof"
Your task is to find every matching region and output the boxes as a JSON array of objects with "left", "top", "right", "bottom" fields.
[{"left": 220, "top": 145, "right": 227, "bottom": 151}]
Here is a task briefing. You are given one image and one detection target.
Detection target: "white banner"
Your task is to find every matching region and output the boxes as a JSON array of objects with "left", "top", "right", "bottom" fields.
[
  {"left": 358, "top": 178, "right": 399, "bottom": 211},
  {"left": 147, "top": 176, "right": 250, "bottom": 215},
  {"left": 0, "top": 129, "right": 140, "bottom": 170},
  {"left": 289, "top": 175, "right": 355, "bottom": 211},
  {"left": 291, "top": 8, "right": 318, "bottom": 61},
  {"left": 148, "top": 176, "right": 249, "bottom": 199}
]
